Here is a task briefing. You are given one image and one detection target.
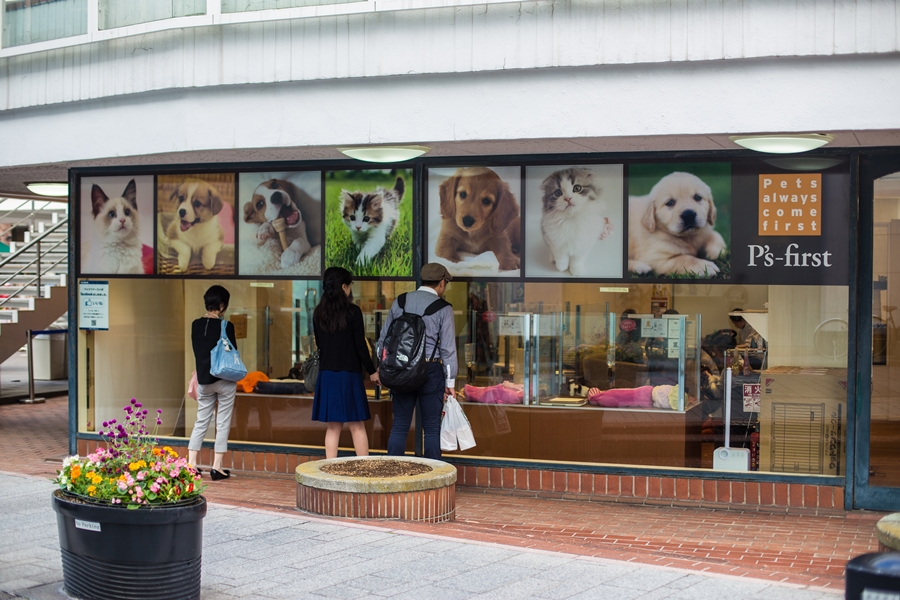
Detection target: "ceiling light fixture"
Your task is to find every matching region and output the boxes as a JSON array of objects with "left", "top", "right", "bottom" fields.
[
  {"left": 338, "top": 145, "right": 430, "bottom": 163},
  {"left": 729, "top": 133, "right": 834, "bottom": 154},
  {"left": 26, "top": 182, "right": 69, "bottom": 197}
]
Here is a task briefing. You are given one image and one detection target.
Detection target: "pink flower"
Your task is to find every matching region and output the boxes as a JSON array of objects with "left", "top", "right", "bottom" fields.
[
  {"left": 150, "top": 483, "right": 160, "bottom": 493},
  {"left": 156, "top": 477, "right": 167, "bottom": 485},
  {"left": 136, "top": 472, "right": 146, "bottom": 481},
  {"left": 169, "top": 470, "right": 179, "bottom": 478},
  {"left": 117, "top": 481, "right": 128, "bottom": 491}
]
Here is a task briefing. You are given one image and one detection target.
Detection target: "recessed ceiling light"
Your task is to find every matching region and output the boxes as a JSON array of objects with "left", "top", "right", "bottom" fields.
[
  {"left": 26, "top": 182, "right": 69, "bottom": 197},
  {"left": 729, "top": 133, "right": 834, "bottom": 154},
  {"left": 338, "top": 146, "right": 429, "bottom": 163},
  {"left": 762, "top": 157, "right": 846, "bottom": 171}
]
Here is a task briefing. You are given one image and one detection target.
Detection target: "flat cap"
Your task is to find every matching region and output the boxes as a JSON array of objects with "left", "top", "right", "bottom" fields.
[{"left": 420, "top": 263, "right": 452, "bottom": 282}]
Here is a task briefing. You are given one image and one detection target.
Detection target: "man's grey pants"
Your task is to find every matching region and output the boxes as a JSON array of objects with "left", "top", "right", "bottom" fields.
[{"left": 188, "top": 379, "right": 237, "bottom": 453}]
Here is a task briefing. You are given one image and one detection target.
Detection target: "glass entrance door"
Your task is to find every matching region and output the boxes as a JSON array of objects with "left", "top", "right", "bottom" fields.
[{"left": 855, "top": 154, "right": 900, "bottom": 510}]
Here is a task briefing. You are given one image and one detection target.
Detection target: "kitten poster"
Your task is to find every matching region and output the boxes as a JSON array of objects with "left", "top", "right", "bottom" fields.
[
  {"left": 524, "top": 164, "right": 624, "bottom": 279},
  {"left": 627, "top": 163, "right": 731, "bottom": 280},
  {"left": 426, "top": 166, "right": 521, "bottom": 278},
  {"left": 156, "top": 173, "right": 236, "bottom": 276},
  {"left": 237, "top": 171, "right": 322, "bottom": 277},
  {"left": 324, "top": 169, "right": 413, "bottom": 278},
  {"left": 80, "top": 175, "right": 155, "bottom": 275}
]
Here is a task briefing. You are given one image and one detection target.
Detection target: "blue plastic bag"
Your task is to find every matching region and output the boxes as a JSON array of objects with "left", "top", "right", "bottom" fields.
[{"left": 210, "top": 320, "right": 247, "bottom": 382}]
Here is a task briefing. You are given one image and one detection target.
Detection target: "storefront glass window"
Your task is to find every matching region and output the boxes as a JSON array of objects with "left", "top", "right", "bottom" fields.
[
  {"left": 870, "top": 171, "right": 900, "bottom": 487},
  {"left": 78, "top": 278, "right": 848, "bottom": 474}
]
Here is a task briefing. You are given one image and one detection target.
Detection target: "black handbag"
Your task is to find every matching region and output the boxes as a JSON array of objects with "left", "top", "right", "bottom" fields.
[{"left": 302, "top": 351, "right": 320, "bottom": 389}]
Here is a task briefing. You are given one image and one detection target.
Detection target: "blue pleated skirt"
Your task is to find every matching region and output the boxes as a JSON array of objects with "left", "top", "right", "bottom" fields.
[{"left": 311, "top": 370, "right": 371, "bottom": 423}]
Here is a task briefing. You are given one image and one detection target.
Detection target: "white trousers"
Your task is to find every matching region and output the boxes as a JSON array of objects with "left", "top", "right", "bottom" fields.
[{"left": 188, "top": 379, "right": 237, "bottom": 454}]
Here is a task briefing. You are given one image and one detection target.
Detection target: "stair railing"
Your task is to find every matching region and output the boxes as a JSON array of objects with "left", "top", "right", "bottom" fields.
[{"left": 0, "top": 217, "right": 68, "bottom": 308}]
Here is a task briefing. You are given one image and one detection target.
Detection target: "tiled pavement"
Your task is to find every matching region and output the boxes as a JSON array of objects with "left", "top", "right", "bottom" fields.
[
  {"left": 0, "top": 473, "right": 843, "bottom": 600},
  {"left": 0, "top": 396, "right": 884, "bottom": 598}
]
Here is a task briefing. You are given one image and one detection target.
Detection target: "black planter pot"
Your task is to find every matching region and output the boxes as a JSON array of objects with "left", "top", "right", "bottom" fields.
[{"left": 51, "top": 491, "right": 207, "bottom": 600}]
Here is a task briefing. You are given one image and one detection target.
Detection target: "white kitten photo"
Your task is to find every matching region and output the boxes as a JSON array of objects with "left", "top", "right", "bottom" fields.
[
  {"left": 525, "top": 165, "right": 624, "bottom": 279},
  {"left": 84, "top": 179, "right": 146, "bottom": 274}
]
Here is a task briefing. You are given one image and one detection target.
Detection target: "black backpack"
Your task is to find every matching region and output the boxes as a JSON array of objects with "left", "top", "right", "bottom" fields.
[{"left": 379, "top": 293, "right": 450, "bottom": 393}]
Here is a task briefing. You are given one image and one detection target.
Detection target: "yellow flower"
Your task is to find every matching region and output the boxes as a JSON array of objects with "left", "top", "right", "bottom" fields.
[
  {"left": 129, "top": 462, "right": 139, "bottom": 471},
  {"left": 152, "top": 448, "right": 162, "bottom": 456},
  {"left": 70, "top": 465, "right": 81, "bottom": 480},
  {"left": 87, "top": 485, "right": 96, "bottom": 496}
]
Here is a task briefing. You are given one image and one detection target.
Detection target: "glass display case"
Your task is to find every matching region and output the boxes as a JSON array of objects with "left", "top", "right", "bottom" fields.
[{"left": 459, "top": 310, "right": 700, "bottom": 411}]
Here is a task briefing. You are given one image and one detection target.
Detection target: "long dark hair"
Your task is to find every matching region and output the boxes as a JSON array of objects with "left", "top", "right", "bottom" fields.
[{"left": 313, "top": 267, "right": 354, "bottom": 333}]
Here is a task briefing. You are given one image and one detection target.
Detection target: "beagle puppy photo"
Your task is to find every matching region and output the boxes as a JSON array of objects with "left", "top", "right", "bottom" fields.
[
  {"left": 238, "top": 172, "right": 322, "bottom": 276},
  {"left": 628, "top": 167, "right": 730, "bottom": 278},
  {"left": 428, "top": 166, "right": 521, "bottom": 277},
  {"left": 157, "top": 175, "right": 235, "bottom": 275}
]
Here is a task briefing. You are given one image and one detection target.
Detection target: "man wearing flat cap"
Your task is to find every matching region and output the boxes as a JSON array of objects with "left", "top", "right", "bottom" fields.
[{"left": 375, "top": 263, "right": 458, "bottom": 458}]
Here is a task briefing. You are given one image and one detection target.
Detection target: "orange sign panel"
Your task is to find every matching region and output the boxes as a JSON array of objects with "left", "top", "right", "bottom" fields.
[
  {"left": 230, "top": 313, "right": 248, "bottom": 339},
  {"left": 758, "top": 174, "right": 821, "bottom": 236}
]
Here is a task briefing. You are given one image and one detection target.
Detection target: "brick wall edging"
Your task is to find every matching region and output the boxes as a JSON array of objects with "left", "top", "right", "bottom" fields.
[{"left": 77, "top": 440, "right": 844, "bottom": 512}]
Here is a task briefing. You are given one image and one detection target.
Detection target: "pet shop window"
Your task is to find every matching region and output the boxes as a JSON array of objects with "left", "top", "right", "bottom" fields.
[{"left": 457, "top": 306, "right": 701, "bottom": 412}]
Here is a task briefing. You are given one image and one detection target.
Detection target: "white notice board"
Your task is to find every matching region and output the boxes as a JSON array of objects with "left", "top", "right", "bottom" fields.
[{"left": 79, "top": 281, "right": 109, "bottom": 330}]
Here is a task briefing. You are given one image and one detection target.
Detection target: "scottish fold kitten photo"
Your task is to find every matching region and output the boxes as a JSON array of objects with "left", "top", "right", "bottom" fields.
[
  {"left": 340, "top": 177, "right": 404, "bottom": 264},
  {"left": 540, "top": 168, "right": 613, "bottom": 276},
  {"left": 84, "top": 179, "right": 145, "bottom": 274}
]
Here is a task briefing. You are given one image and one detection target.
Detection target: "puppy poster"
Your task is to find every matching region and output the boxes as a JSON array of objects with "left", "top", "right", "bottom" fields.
[
  {"left": 627, "top": 163, "right": 731, "bottom": 280},
  {"left": 524, "top": 164, "right": 624, "bottom": 279},
  {"left": 237, "top": 171, "right": 322, "bottom": 276},
  {"left": 426, "top": 166, "right": 521, "bottom": 278},
  {"left": 79, "top": 175, "right": 155, "bottom": 275},
  {"left": 156, "top": 174, "right": 236, "bottom": 276},
  {"left": 324, "top": 169, "right": 413, "bottom": 278}
]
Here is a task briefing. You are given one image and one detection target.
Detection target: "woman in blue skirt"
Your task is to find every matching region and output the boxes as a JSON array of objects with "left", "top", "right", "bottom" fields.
[{"left": 312, "top": 267, "right": 378, "bottom": 458}]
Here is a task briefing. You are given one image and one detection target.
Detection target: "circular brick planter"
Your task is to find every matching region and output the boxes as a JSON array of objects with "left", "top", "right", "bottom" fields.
[{"left": 295, "top": 456, "right": 456, "bottom": 522}]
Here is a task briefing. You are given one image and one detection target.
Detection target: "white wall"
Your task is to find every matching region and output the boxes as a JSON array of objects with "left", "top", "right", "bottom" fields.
[
  {"left": 2, "top": 54, "right": 900, "bottom": 169},
  {"left": 2, "top": 0, "right": 899, "bottom": 110}
]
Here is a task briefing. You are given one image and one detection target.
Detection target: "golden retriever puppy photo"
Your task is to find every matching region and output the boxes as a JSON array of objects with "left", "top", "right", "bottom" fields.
[
  {"left": 157, "top": 174, "right": 236, "bottom": 275},
  {"left": 432, "top": 167, "right": 521, "bottom": 274},
  {"left": 628, "top": 171, "right": 729, "bottom": 278}
]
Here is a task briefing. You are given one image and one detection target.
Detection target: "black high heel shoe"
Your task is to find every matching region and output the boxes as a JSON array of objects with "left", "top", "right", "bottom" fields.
[{"left": 210, "top": 469, "right": 231, "bottom": 481}]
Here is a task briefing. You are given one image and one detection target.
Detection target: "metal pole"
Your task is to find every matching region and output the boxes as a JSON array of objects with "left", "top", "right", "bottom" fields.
[
  {"left": 22, "top": 329, "right": 45, "bottom": 404},
  {"left": 27, "top": 330, "right": 33, "bottom": 401},
  {"left": 36, "top": 240, "right": 42, "bottom": 298}
]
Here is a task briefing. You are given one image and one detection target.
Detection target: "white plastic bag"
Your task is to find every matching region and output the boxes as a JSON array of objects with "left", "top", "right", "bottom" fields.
[
  {"left": 440, "top": 400, "right": 458, "bottom": 451},
  {"left": 451, "top": 397, "right": 476, "bottom": 451},
  {"left": 442, "top": 396, "right": 476, "bottom": 452}
]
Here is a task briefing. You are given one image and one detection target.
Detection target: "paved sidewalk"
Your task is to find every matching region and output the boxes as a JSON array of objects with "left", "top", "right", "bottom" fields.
[
  {"left": 0, "top": 351, "right": 66, "bottom": 404},
  {"left": 0, "top": 473, "right": 841, "bottom": 600},
  {"left": 0, "top": 396, "right": 881, "bottom": 595}
]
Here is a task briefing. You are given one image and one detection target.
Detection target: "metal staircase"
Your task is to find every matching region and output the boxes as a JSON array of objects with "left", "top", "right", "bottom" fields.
[{"left": 0, "top": 201, "right": 69, "bottom": 365}]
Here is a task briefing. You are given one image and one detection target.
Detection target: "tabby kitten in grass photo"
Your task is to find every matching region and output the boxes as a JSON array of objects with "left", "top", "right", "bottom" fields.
[
  {"left": 540, "top": 167, "right": 613, "bottom": 276},
  {"left": 340, "top": 177, "right": 404, "bottom": 264},
  {"left": 84, "top": 179, "right": 145, "bottom": 274}
]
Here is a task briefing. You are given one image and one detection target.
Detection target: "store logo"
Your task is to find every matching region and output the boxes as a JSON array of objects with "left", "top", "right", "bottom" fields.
[{"left": 758, "top": 174, "right": 821, "bottom": 236}]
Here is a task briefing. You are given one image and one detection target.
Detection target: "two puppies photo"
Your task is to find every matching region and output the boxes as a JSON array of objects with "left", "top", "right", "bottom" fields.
[
  {"left": 427, "top": 166, "right": 521, "bottom": 278},
  {"left": 628, "top": 163, "right": 731, "bottom": 279},
  {"left": 80, "top": 175, "right": 155, "bottom": 275},
  {"left": 238, "top": 171, "right": 322, "bottom": 276},
  {"left": 156, "top": 174, "right": 236, "bottom": 276},
  {"left": 324, "top": 169, "right": 413, "bottom": 278}
]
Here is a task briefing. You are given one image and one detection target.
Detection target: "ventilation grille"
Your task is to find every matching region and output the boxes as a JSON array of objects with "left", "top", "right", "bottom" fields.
[{"left": 770, "top": 402, "right": 825, "bottom": 474}]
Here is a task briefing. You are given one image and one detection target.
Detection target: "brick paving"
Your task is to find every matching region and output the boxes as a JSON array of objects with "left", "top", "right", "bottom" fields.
[{"left": 0, "top": 396, "right": 883, "bottom": 594}]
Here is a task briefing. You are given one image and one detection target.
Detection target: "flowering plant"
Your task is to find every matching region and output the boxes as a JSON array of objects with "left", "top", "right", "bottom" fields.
[{"left": 54, "top": 399, "right": 205, "bottom": 509}]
